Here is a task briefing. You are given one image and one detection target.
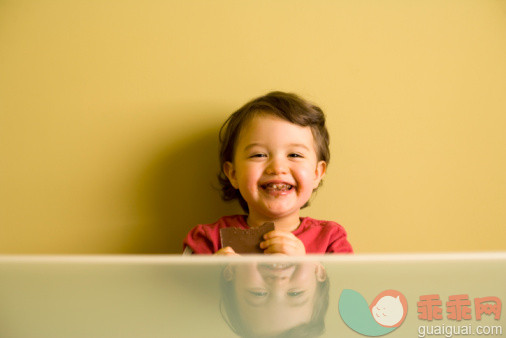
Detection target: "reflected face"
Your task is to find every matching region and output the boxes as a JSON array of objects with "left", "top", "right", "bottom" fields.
[{"left": 231, "top": 262, "right": 323, "bottom": 336}]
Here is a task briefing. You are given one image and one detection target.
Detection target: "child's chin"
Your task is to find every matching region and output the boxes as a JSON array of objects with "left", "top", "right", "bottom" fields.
[{"left": 262, "top": 207, "right": 298, "bottom": 218}]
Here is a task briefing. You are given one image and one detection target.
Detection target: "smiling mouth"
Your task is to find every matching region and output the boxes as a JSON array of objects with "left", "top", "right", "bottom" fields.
[
  {"left": 260, "top": 183, "right": 294, "bottom": 191},
  {"left": 259, "top": 262, "right": 295, "bottom": 270}
]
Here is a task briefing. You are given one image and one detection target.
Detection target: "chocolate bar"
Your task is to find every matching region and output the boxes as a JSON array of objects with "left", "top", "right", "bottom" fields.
[{"left": 220, "top": 222, "right": 275, "bottom": 254}]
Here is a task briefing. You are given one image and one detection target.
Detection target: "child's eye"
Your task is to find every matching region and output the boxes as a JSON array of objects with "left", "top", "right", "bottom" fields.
[
  {"left": 288, "top": 153, "right": 303, "bottom": 158},
  {"left": 248, "top": 290, "right": 268, "bottom": 297},
  {"left": 287, "top": 290, "right": 305, "bottom": 297},
  {"left": 249, "top": 153, "right": 267, "bottom": 158}
]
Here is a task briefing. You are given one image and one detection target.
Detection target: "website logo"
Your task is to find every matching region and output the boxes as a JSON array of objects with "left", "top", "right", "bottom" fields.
[{"left": 339, "top": 289, "right": 408, "bottom": 336}]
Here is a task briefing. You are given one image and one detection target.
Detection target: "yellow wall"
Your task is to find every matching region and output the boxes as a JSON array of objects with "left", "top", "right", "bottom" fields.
[{"left": 1, "top": 0, "right": 505, "bottom": 253}]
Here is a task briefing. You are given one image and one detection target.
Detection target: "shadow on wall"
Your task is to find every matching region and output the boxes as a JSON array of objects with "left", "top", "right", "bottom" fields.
[{"left": 126, "top": 127, "right": 242, "bottom": 253}]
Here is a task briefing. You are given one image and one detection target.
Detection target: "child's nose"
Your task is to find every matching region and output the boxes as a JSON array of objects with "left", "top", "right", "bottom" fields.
[
  {"left": 265, "top": 274, "right": 289, "bottom": 285},
  {"left": 265, "top": 157, "right": 287, "bottom": 175}
]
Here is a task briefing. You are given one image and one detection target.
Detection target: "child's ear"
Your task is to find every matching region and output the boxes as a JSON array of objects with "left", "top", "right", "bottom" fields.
[
  {"left": 315, "top": 263, "right": 327, "bottom": 282},
  {"left": 313, "top": 160, "right": 327, "bottom": 189},
  {"left": 223, "top": 265, "right": 234, "bottom": 281},
  {"left": 223, "top": 161, "right": 239, "bottom": 189}
]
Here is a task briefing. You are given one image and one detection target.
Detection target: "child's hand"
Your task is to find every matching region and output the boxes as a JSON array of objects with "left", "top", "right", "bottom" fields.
[
  {"left": 260, "top": 231, "right": 306, "bottom": 255},
  {"left": 214, "top": 246, "right": 239, "bottom": 256}
]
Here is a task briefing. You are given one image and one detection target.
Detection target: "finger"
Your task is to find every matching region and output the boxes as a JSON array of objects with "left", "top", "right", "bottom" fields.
[
  {"left": 264, "top": 244, "right": 305, "bottom": 255},
  {"left": 263, "top": 242, "right": 299, "bottom": 255},
  {"left": 261, "top": 235, "right": 298, "bottom": 249},
  {"left": 215, "top": 246, "right": 237, "bottom": 256},
  {"left": 263, "top": 230, "right": 297, "bottom": 240},
  {"left": 221, "top": 246, "right": 235, "bottom": 253},
  {"left": 261, "top": 237, "right": 306, "bottom": 255},
  {"left": 260, "top": 236, "right": 298, "bottom": 250}
]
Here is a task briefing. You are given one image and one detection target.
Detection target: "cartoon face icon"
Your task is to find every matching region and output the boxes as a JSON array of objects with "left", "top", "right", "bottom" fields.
[
  {"left": 369, "top": 290, "right": 408, "bottom": 328},
  {"left": 371, "top": 296, "right": 403, "bottom": 326}
]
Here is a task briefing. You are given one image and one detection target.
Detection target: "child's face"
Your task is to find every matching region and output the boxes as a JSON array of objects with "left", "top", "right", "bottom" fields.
[
  {"left": 224, "top": 114, "right": 326, "bottom": 221},
  {"left": 230, "top": 262, "right": 326, "bottom": 336}
]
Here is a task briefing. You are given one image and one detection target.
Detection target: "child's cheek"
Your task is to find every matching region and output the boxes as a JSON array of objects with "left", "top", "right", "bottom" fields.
[
  {"left": 239, "top": 172, "right": 260, "bottom": 197},
  {"left": 295, "top": 170, "right": 314, "bottom": 193}
]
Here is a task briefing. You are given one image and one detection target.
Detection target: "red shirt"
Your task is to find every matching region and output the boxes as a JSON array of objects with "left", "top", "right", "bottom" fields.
[{"left": 183, "top": 215, "right": 353, "bottom": 254}]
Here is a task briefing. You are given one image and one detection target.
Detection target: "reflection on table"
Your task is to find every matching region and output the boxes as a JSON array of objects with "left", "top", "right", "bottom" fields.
[{"left": 220, "top": 261, "right": 329, "bottom": 337}]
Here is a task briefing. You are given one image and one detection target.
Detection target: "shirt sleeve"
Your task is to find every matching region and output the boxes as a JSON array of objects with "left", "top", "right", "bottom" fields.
[
  {"left": 182, "top": 224, "right": 217, "bottom": 254},
  {"left": 326, "top": 225, "right": 353, "bottom": 253}
]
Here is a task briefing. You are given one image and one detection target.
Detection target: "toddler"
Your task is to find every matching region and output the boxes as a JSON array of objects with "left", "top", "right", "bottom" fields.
[{"left": 183, "top": 91, "right": 352, "bottom": 255}]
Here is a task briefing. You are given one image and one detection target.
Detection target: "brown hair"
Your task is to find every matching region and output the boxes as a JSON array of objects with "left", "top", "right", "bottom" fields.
[{"left": 218, "top": 91, "right": 330, "bottom": 213}]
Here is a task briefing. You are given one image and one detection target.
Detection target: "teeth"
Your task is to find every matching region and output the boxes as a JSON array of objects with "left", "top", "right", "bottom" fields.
[
  {"left": 264, "top": 183, "right": 292, "bottom": 190},
  {"left": 261, "top": 263, "right": 294, "bottom": 269}
]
